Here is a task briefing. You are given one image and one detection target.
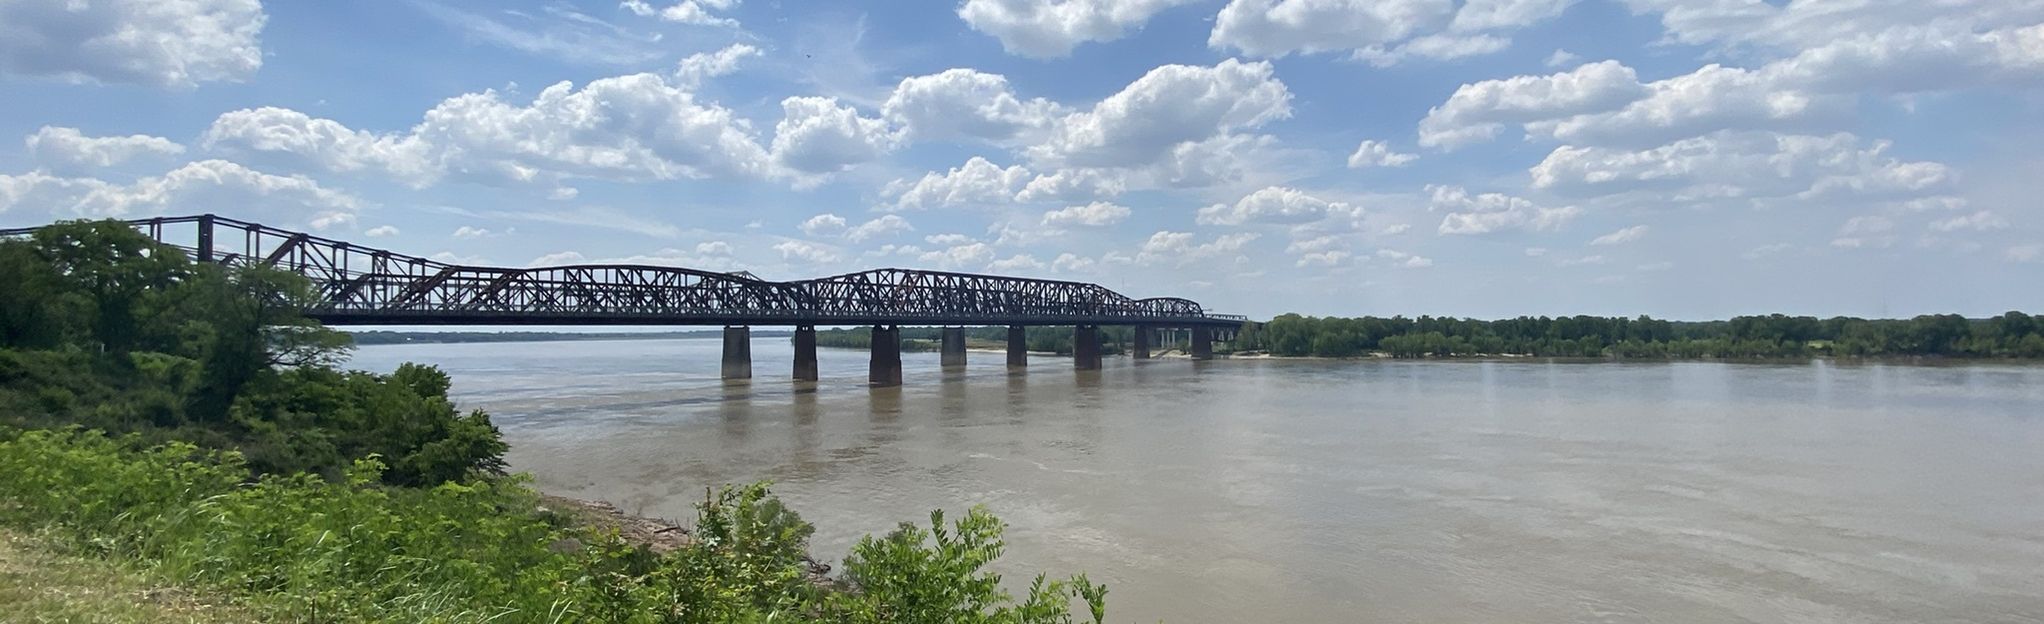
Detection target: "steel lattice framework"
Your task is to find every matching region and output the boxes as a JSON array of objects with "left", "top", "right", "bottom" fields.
[{"left": 0, "top": 215, "right": 1245, "bottom": 328}]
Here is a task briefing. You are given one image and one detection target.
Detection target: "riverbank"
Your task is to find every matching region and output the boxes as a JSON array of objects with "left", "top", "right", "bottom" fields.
[{"left": 0, "top": 528, "right": 254, "bottom": 623}]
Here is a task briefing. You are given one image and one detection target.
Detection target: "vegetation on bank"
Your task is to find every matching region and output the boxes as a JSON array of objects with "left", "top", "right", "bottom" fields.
[
  {"left": 1237, "top": 313, "right": 2044, "bottom": 359},
  {"left": 0, "top": 526, "right": 255, "bottom": 623},
  {"left": 0, "top": 429, "right": 1107, "bottom": 623},
  {"left": 0, "top": 219, "right": 1113, "bottom": 623}
]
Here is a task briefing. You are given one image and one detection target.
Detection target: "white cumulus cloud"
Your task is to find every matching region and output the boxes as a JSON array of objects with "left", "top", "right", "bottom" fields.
[
  {"left": 0, "top": 0, "right": 266, "bottom": 88},
  {"left": 1041, "top": 201, "right": 1132, "bottom": 227},
  {"left": 959, "top": 0, "right": 1195, "bottom": 58},
  {"left": 25, "top": 127, "right": 185, "bottom": 170}
]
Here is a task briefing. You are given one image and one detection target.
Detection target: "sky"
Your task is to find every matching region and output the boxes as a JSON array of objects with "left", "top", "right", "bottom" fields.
[{"left": 1, "top": 0, "right": 2041, "bottom": 321}]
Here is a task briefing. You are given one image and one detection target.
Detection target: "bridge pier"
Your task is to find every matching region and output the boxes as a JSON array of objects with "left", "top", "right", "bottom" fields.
[
  {"left": 1133, "top": 325, "right": 1152, "bottom": 359},
  {"left": 1074, "top": 325, "right": 1101, "bottom": 370},
  {"left": 1007, "top": 325, "right": 1028, "bottom": 368},
  {"left": 941, "top": 327, "right": 967, "bottom": 368},
  {"left": 721, "top": 326, "right": 752, "bottom": 380},
  {"left": 1191, "top": 326, "right": 1214, "bottom": 360},
  {"left": 793, "top": 325, "right": 818, "bottom": 381},
  {"left": 869, "top": 325, "right": 902, "bottom": 387}
]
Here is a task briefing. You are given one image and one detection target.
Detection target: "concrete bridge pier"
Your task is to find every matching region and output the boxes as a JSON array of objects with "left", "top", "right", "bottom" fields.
[
  {"left": 721, "top": 325, "right": 752, "bottom": 380},
  {"left": 1191, "top": 326, "right": 1214, "bottom": 360},
  {"left": 793, "top": 325, "right": 818, "bottom": 381},
  {"left": 941, "top": 327, "right": 967, "bottom": 368},
  {"left": 1074, "top": 325, "right": 1102, "bottom": 370},
  {"left": 1133, "top": 325, "right": 1153, "bottom": 359},
  {"left": 1007, "top": 325, "right": 1028, "bottom": 368},
  {"left": 869, "top": 325, "right": 903, "bottom": 386}
]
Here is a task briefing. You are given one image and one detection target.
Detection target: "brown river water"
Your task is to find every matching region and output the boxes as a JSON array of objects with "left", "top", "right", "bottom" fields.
[{"left": 349, "top": 337, "right": 2044, "bottom": 623}]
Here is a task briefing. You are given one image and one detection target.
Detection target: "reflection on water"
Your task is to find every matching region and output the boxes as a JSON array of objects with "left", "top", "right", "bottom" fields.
[{"left": 349, "top": 338, "right": 2044, "bottom": 623}]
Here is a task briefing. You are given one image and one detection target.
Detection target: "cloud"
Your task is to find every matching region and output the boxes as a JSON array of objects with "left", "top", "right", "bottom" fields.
[
  {"left": 1418, "top": 60, "right": 1647, "bottom": 149},
  {"left": 0, "top": 0, "right": 265, "bottom": 88},
  {"left": 1375, "top": 248, "right": 1433, "bottom": 268},
  {"left": 621, "top": 0, "right": 741, "bottom": 27},
  {"left": 25, "top": 127, "right": 185, "bottom": 171},
  {"left": 918, "top": 242, "right": 996, "bottom": 269},
  {"left": 1545, "top": 49, "right": 1580, "bottom": 67},
  {"left": 887, "top": 156, "right": 1033, "bottom": 210},
  {"left": 1209, "top": 0, "right": 1577, "bottom": 63},
  {"left": 1589, "top": 225, "right": 1648, "bottom": 245},
  {"left": 1421, "top": 20, "right": 2044, "bottom": 151},
  {"left": 1296, "top": 250, "right": 1352, "bottom": 267},
  {"left": 1136, "top": 231, "right": 1259, "bottom": 265},
  {"left": 1742, "top": 243, "right": 1792, "bottom": 259},
  {"left": 1347, "top": 140, "right": 1417, "bottom": 168},
  {"left": 1051, "top": 252, "right": 1097, "bottom": 273},
  {"left": 1928, "top": 210, "right": 2010, "bottom": 232},
  {"left": 1830, "top": 215, "right": 1897, "bottom": 249},
  {"left": 1041, "top": 201, "right": 1131, "bottom": 227},
  {"left": 798, "top": 213, "right": 848, "bottom": 236},
  {"left": 1209, "top": 0, "right": 1455, "bottom": 57},
  {"left": 772, "top": 239, "right": 840, "bottom": 264},
  {"left": 958, "top": 0, "right": 1194, "bottom": 58},
  {"left": 0, "top": 160, "right": 359, "bottom": 228},
  {"left": 768, "top": 96, "right": 895, "bottom": 177},
  {"left": 1197, "top": 186, "right": 1359, "bottom": 226},
  {"left": 1427, "top": 184, "right": 1580, "bottom": 235},
  {"left": 364, "top": 225, "right": 400, "bottom": 237},
  {"left": 845, "top": 214, "right": 914, "bottom": 242},
  {"left": 988, "top": 254, "right": 1047, "bottom": 271},
  {"left": 527, "top": 251, "right": 587, "bottom": 267},
  {"left": 1017, "top": 168, "right": 1126, "bottom": 203},
  {"left": 883, "top": 68, "right": 1066, "bottom": 144},
  {"left": 2007, "top": 244, "right": 2043, "bottom": 263},
  {"left": 203, "top": 71, "right": 782, "bottom": 188},
  {"left": 452, "top": 226, "right": 494, "bottom": 239},
  {"left": 1029, "top": 59, "right": 1291, "bottom": 169},
  {"left": 1557, "top": 254, "right": 1606, "bottom": 267},
  {"left": 1530, "top": 131, "right": 1954, "bottom": 204},
  {"left": 674, "top": 43, "right": 760, "bottom": 87},
  {"left": 1352, "top": 33, "right": 1511, "bottom": 67},
  {"left": 203, "top": 107, "right": 436, "bottom": 185},
  {"left": 415, "top": 2, "right": 665, "bottom": 66}
]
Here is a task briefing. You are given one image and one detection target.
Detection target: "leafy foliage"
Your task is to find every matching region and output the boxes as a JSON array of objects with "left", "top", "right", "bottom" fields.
[
  {"left": 0, "top": 220, "right": 505, "bottom": 485},
  {"left": 0, "top": 429, "right": 1111, "bottom": 623}
]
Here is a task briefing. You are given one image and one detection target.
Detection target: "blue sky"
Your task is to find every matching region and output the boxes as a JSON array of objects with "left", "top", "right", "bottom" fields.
[{"left": 2, "top": 0, "right": 2041, "bottom": 320}]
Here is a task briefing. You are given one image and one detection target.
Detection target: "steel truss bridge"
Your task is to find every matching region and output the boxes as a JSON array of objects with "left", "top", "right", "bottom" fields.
[{"left": 1, "top": 215, "right": 1246, "bottom": 329}]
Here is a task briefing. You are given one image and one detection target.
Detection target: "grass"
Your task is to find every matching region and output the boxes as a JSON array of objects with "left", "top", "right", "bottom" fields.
[{"left": 0, "top": 527, "right": 253, "bottom": 624}]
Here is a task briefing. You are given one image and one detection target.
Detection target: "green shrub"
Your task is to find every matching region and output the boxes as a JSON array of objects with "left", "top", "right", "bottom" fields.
[{"left": 0, "top": 427, "right": 1113, "bottom": 623}]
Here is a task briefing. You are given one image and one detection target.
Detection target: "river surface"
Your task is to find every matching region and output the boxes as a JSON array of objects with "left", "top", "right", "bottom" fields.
[{"left": 349, "top": 338, "right": 2044, "bottom": 623}]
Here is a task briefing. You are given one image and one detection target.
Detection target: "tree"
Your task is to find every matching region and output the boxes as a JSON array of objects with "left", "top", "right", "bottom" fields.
[
  {"left": 183, "top": 264, "right": 354, "bottom": 422},
  {"left": 30, "top": 221, "right": 195, "bottom": 354}
]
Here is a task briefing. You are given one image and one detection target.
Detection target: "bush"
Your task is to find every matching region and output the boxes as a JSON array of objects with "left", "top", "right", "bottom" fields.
[{"left": 0, "top": 428, "right": 1112, "bottom": 623}]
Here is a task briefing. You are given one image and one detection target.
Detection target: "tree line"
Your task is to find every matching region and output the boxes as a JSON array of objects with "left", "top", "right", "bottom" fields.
[{"left": 1236, "top": 313, "right": 2044, "bottom": 359}]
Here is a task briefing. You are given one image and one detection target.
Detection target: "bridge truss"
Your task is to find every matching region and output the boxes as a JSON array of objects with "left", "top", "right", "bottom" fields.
[{"left": 1, "top": 215, "right": 1245, "bottom": 328}]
